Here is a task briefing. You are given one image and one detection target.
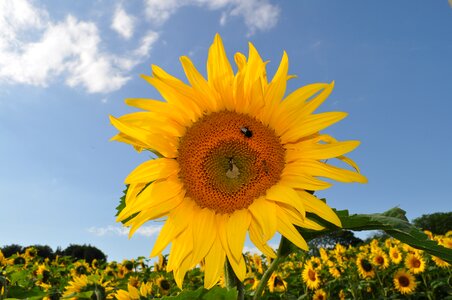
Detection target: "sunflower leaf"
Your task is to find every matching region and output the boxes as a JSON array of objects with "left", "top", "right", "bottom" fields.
[
  {"left": 115, "top": 185, "right": 139, "bottom": 225},
  {"left": 298, "top": 207, "right": 452, "bottom": 264},
  {"left": 161, "top": 286, "right": 237, "bottom": 300}
]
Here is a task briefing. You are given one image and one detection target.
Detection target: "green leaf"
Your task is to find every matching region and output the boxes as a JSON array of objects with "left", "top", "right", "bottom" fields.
[
  {"left": 6, "top": 286, "right": 46, "bottom": 299},
  {"left": 115, "top": 185, "right": 138, "bottom": 225},
  {"left": 161, "top": 286, "right": 237, "bottom": 300},
  {"left": 298, "top": 207, "right": 452, "bottom": 264}
]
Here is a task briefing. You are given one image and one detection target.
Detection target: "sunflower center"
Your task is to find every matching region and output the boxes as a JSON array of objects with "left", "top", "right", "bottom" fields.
[
  {"left": 308, "top": 269, "right": 317, "bottom": 281},
  {"left": 398, "top": 275, "right": 410, "bottom": 287},
  {"left": 178, "top": 110, "right": 285, "bottom": 214},
  {"left": 361, "top": 260, "right": 373, "bottom": 272},
  {"left": 411, "top": 259, "right": 421, "bottom": 268}
]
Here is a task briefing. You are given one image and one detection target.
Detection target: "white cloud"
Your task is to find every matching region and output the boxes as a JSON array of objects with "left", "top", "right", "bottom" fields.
[
  {"left": 88, "top": 225, "right": 162, "bottom": 237},
  {"left": 134, "top": 31, "right": 160, "bottom": 57},
  {"left": 0, "top": 0, "right": 159, "bottom": 94},
  {"left": 143, "top": 0, "right": 280, "bottom": 35},
  {"left": 111, "top": 4, "right": 135, "bottom": 39}
]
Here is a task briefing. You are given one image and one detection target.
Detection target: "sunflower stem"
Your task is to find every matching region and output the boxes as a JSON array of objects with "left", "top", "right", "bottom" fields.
[
  {"left": 253, "top": 236, "right": 292, "bottom": 300},
  {"left": 224, "top": 258, "right": 245, "bottom": 300}
]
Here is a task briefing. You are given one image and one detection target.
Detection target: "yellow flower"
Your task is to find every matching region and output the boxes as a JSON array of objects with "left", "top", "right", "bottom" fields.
[
  {"left": 371, "top": 249, "right": 389, "bottom": 269},
  {"left": 393, "top": 269, "right": 417, "bottom": 295},
  {"left": 302, "top": 264, "right": 321, "bottom": 290},
  {"left": 111, "top": 34, "right": 366, "bottom": 288},
  {"left": 156, "top": 276, "right": 171, "bottom": 296},
  {"left": 115, "top": 282, "right": 152, "bottom": 300},
  {"left": 389, "top": 246, "right": 403, "bottom": 264},
  {"left": 313, "top": 289, "right": 327, "bottom": 300},
  {"left": 431, "top": 256, "right": 450, "bottom": 268},
  {"left": 63, "top": 275, "right": 90, "bottom": 298},
  {"left": 267, "top": 272, "right": 287, "bottom": 293},
  {"left": 356, "top": 255, "right": 375, "bottom": 279},
  {"left": 405, "top": 253, "right": 425, "bottom": 274}
]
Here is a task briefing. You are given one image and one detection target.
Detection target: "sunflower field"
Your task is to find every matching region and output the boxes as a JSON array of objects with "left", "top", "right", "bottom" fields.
[{"left": 1, "top": 231, "right": 451, "bottom": 300}]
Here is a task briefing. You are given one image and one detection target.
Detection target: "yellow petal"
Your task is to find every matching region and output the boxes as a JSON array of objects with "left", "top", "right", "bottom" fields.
[
  {"left": 151, "top": 199, "right": 195, "bottom": 257},
  {"left": 167, "top": 228, "right": 193, "bottom": 272},
  {"left": 204, "top": 237, "right": 225, "bottom": 289},
  {"left": 276, "top": 207, "right": 308, "bottom": 250},
  {"left": 180, "top": 56, "right": 217, "bottom": 112},
  {"left": 207, "top": 34, "right": 234, "bottom": 110},
  {"left": 125, "top": 158, "right": 179, "bottom": 184},
  {"left": 227, "top": 209, "right": 251, "bottom": 263},
  {"left": 110, "top": 116, "right": 177, "bottom": 158},
  {"left": 285, "top": 140, "right": 360, "bottom": 160},
  {"left": 261, "top": 51, "right": 288, "bottom": 125},
  {"left": 278, "top": 203, "right": 324, "bottom": 231},
  {"left": 249, "top": 221, "right": 277, "bottom": 258},
  {"left": 117, "top": 178, "right": 184, "bottom": 220},
  {"left": 265, "top": 184, "right": 305, "bottom": 218},
  {"left": 279, "top": 174, "right": 332, "bottom": 191},
  {"left": 217, "top": 214, "right": 246, "bottom": 281},
  {"left": 125, "top": 98, "right": 191, "bottom": 126},
  {"left": 281, "top": 112, "right": 348, "bottom": 143},
  {"left": 297, "top": 190, "right": 341, "bottom": 227},
  {"left": 126, "top": 192, "right": 184, "bottom": 237},
  {"left": 248, "top": 197, "right": 277, "bottom": 241},
  {"left": 294, "top": 160, "right": 368, "bottom": 184},
  {"left": 302, "top": 81, "right": 335, "bottom": 115},
  {"left": 191, "top": 208, "right": 216, "bottom": 266},
  {"left": 141, "top": 73, "right": 201, "bottom": 121}
]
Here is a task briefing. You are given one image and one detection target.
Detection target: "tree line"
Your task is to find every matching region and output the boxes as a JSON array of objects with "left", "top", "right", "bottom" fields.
[{"left": 0, "top": 244, "right": 107, "bottom": 263}]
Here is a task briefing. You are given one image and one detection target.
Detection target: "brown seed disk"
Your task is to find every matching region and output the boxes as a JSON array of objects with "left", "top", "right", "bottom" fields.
[{"left": 177, "top": 110, "right": 285, "bottom": 214}]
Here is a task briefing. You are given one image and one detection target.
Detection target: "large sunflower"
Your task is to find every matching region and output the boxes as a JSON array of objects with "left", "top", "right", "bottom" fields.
[{"left": 111, "top": 34, "right": 366, "bottom": 288}]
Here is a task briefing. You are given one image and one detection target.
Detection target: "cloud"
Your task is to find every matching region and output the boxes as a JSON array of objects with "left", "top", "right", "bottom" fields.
[
  {"left": 134, "top": 31, "right": 160, "bottom": 57},
  {"left": 0, "top": 0, "right": 158, "bottom": 94},
  {"left": 143, "top": 0, "right": 280, "bottom": 35},
  {"left": 111, "top": 4, "right": 135, "bottom": 39},
  {"left": 88, "top": 225, "right": 162, "bottom": 237}
]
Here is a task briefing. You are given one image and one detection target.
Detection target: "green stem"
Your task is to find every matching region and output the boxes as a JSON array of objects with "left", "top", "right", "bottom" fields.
[
  {"left": 253, "top": 236, "right": 292, "bottom": 300},
  {"left": 224, "top": 258, "right": 244, "bottom": 300}
]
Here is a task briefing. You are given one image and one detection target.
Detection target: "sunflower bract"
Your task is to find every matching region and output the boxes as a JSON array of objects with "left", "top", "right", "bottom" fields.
[{"left": 110, "top": 34, "right": 367, "bottom": 288}]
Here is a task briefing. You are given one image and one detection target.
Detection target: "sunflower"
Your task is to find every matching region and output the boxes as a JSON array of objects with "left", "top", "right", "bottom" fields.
[
  {"left": 393, "top": 269, "right": 417, "bottom": 295},
  {"left": 389, "top": 246, "right": 403, "bottom": 264},
  {"left": 111, "top": 34, "right": 366, "bottom": 288},
  {"left": 356, "top": 256, "right": 375, "bottom": 279},
  {"left": 404, "top": 253, "right": 425, "bottom": 274},
  {"left": 371, "top": 249, "right": 389, "bottom": 269},
  {"left": 302, "top": 264, "right": 321, "bottom": 290},
  {"left": 115, "top": 282, "right": 153, "bottom": 300},
  {"left": 313, "top": 289, "right": 327, "bottom": 300},
  {"left": 156, "top": 276, "right": 171, "bottom": 296},
  {"left": 431, "top": 255, "right": 450, "bottom": 268},
  {"left": 267, "top": 272, "right": 287, "bottom": 293}
]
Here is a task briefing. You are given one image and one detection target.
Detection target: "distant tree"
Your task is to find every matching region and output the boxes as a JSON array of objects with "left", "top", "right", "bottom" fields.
[
  {"left": 27, "top": 245, "right": 55, "bottom": 260},
  {"left": 1, "top": 244, "right": 23, "bottom": 257},
  {"left": 309, "top": 230, "right": 363, "bottom": 253},
  {"left": 62, "top": 244, "right": 107, "bottom": 263},
  {"left": 412, "top": 212, "right": 452, "bottom": 235}
]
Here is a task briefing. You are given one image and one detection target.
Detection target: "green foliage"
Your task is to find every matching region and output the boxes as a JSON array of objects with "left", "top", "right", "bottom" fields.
[
  {"left": 61, "top": 244, "right": 107, "bottom": 263},
  {"left": 162, "top": 286, "right": 237, "bottom": 300},
  {"left": 412, "top": 212, "right": 452, "bottom": 235},
  {"left": 299, "top": 207, "right": 452, "bottom": 264}
]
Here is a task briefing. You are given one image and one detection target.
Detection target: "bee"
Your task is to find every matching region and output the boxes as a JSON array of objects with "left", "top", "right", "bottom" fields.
[
  {"left": 240, "top": 126, "right": 253, "bottom": 138},
  {"left": 228, "top": 157, "right": 234, "bottom": 171}
]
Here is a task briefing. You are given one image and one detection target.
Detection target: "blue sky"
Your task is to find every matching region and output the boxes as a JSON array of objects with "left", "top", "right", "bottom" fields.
[{"left": 1, "top": 0, "right": 451, "bottom": 262}]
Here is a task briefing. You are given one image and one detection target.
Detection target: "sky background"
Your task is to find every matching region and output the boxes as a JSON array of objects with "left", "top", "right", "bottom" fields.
[{"left": 1, "top": 0, "right": 451, "bottom": 263}]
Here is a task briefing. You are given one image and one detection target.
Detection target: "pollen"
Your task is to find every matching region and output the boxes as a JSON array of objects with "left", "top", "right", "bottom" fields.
[{"left": 177, "top": 110, "right": 285, "bottom": 214}]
